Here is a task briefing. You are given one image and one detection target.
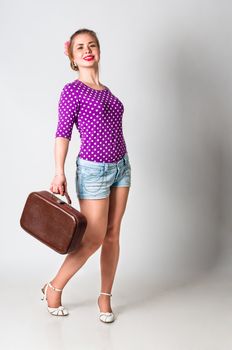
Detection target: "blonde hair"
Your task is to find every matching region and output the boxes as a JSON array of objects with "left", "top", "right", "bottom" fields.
[{"left": 66, "top": 28, "right": 100, "bottom": 71}]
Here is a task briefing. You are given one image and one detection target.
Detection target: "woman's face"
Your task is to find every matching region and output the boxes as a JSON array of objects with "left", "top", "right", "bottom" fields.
[{"left": 72, "top": 33, "right": 100, "bottom": 69}]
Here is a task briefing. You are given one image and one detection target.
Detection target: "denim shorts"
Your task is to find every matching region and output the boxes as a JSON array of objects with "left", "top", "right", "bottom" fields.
[{"left": 75, "top": 153, "right": 131, "bottom": 199}]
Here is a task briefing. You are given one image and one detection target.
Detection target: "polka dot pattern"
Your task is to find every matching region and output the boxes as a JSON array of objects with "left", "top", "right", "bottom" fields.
[{"left": 55, "top": 79, "right": 128, "bottom": 163}]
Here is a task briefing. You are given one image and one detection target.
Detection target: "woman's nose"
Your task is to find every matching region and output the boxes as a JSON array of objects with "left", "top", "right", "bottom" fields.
[{"left": 85, "top": 47, "right": 91, "bottom": 53}]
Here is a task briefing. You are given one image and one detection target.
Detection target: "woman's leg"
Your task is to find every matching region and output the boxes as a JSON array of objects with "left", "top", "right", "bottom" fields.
[
  {"left": 98, "top": 186, "right": 130, "bottom": 312},
  {"left": 44, "top": 197, "right": 110, "bottom": 308}
]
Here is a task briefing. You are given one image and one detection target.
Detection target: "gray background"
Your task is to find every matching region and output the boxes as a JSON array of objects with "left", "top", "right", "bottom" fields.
[{"left": 1, "top": 0, "right": 232, "bottom": 349}]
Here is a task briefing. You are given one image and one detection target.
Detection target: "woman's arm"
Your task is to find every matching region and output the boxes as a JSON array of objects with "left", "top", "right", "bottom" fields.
[
  {"left": 54, "top": 137, "right": 69, "bottom": 175},
  {"left": 51, "top": 82, "right": 79, "bottom": 195},
  {"left": 50, "top": 137, "right": 69, "bottom": 195}
]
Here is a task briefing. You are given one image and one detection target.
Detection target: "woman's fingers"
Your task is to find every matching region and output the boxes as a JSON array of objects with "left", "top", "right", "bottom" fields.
[
  {"left": 59, "top": 184, "right": 65, "bottom": 195},
  {"left": 49, "top": 181, "right": 66, "bottom": 195}
]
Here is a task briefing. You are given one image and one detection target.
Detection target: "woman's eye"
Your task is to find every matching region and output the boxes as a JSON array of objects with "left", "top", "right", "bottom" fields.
[{"left": 77, "top": 44, "right": 96, "bottom": 50}]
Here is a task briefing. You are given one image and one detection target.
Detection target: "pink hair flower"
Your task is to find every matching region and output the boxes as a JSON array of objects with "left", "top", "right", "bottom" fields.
[{"left": 64, "top": 40, "right": 70, "bottom": 56}]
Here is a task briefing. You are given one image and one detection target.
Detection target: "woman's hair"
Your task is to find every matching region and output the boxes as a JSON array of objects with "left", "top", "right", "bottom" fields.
[{"left": 67, "top": 28, "right": 100, "bottom": 71}]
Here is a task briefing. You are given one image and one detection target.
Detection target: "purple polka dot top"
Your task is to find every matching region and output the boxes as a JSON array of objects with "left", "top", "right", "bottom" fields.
[{"left": 55, "top": 79, "right": 128, "bottom": 163}]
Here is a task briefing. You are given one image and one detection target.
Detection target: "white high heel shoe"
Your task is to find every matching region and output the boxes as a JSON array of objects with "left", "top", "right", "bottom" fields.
[
  {"left": 41, "top": 282, "right": 69, "bottom": 316},
  {"left": 98, "top": 292, "right": 115, "bottom": 323}
]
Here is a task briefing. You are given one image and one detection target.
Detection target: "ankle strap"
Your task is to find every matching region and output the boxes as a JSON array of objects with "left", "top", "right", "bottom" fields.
[
  {"left": 100, "top": 292, "right": 112, "bottom": 296},
  {"left": 48, "top": 282, "right": 62, "bottom": 292}
]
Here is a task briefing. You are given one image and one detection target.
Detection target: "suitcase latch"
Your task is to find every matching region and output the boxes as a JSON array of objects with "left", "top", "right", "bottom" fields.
[{"left": 57, "top": 199, "right": 66, "bottom": 204}]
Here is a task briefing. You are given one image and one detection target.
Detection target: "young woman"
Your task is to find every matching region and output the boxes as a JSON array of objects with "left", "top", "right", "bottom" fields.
[{"left": 41, "top": 28, "right": 131, "bottom": 323}]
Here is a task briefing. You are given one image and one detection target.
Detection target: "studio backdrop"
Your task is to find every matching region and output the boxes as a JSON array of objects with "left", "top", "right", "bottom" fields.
[{"left": 1, "top": 0, "right": 232, "bottom": 293}]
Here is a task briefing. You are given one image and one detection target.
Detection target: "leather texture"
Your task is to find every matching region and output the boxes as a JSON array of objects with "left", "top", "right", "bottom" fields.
[{"left": 20, "top": 190, "right": 87, "bottom": 254}]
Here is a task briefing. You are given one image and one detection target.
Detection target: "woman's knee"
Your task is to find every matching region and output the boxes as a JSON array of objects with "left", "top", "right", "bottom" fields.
[
  {"left": 80, "top": 233, "right": 104, "bottom": 252},
  {"left": 85, "top": 238, "right": 103, "bottom": 252},
  {"left": 103, "top": 225, "right": 121, "bottom": 244},
  {"left": 69, "top": 239, "right": 101, "bottom": 260}
]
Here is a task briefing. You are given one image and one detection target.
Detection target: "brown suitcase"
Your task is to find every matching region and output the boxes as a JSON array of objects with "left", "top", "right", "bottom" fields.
[{"left": 20, "top": 190, "right": 87, "bottom": 254}]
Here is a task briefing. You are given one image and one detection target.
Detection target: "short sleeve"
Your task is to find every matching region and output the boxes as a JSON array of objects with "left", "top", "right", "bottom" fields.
[{"left": 55, "top": 83, "right": 80, "bottom": 141}]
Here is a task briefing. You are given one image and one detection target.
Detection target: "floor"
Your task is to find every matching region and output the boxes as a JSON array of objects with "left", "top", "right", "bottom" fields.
[{"left": 2, "top": 266, "right": 232, "bottom": 350}]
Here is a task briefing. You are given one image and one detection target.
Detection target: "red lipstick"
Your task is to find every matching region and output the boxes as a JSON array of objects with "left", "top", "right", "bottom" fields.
[{"left": 83, "top": 55, "right": 94, "bottom": 61}]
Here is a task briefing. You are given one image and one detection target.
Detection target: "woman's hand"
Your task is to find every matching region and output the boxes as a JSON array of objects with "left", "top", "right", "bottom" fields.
[{"left": 49, "top": 174, "right": 67, "bottom": 196}]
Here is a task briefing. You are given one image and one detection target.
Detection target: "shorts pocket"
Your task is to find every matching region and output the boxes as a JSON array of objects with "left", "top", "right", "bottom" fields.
[
  {"left": 77, "top": 165, "right": 104, "bottom": 177},
  {"left": 76, "top": 165, "right": 104, "bottom": 194},
  {"left": 123, "top": 162, "right": 131, "bottom": 175}
]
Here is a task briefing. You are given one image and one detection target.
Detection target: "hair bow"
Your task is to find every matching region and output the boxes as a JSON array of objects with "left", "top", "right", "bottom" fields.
[{"left": 64, "top": 40, "right": 70, "bottom": 56}]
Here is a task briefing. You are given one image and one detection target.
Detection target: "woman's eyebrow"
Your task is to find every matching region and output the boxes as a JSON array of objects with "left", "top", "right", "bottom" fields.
[{"left": 75, "top": 41, "right": 95, "bottom": 46}]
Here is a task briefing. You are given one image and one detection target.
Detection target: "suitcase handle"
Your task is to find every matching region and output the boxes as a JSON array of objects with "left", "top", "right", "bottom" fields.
[{"left": 49, "top": 190, "right": 72, "bottom": 205}]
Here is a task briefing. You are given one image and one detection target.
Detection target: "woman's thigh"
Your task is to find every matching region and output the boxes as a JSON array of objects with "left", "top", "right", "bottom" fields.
[
  {"left": 78, "top": 197, "right": 110, "bottom": 246},
  {"left": 107, "top": 186, "right": 130, "bottom": 231}
]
